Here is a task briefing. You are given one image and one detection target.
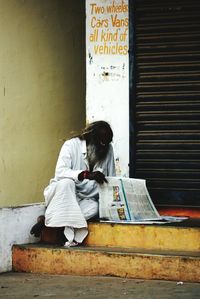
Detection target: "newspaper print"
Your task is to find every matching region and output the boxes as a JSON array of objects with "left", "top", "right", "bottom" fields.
[{"left": 99, "top": 177, "right": 161, "bottom": 222}]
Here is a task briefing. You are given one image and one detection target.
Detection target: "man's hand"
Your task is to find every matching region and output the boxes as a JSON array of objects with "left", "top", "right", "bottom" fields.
[
  {"left": 78, "top": 170, "right": 107, "bottom": 184},
  {"left": 87, "top": 171, "right": 108, "bottom": 184}
]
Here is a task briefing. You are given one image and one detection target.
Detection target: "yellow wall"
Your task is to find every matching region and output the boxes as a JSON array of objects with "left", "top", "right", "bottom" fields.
[{"left": 0, "top": 0, "right": 86, "bottom": 207}]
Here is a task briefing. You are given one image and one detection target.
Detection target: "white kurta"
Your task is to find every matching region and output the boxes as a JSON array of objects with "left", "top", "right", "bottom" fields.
[{"left": 44, "top": 137, "right": 116, "bottom": 243}]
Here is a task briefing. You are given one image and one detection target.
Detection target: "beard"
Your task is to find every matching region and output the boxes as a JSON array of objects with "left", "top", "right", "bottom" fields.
[{"left": 87, "top": 141, "right": 110, "bottom": 170}]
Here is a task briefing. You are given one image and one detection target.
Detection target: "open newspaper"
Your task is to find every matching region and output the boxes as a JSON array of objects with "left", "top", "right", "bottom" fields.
[{"left": 98, "top": 177, "right": 187, "bottom": 224}]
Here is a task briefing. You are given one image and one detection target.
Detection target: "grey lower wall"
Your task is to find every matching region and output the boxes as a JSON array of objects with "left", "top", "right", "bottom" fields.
[{"left": 0, "top": 203, "right": 45, "bottom": 273}]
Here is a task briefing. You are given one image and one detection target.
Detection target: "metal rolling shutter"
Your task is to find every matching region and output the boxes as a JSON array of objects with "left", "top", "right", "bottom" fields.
[{"left": 132, "top": 0, "right": 200, "bottom": 206}]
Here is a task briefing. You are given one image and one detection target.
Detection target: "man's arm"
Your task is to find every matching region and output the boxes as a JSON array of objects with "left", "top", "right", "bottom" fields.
[{"left": 55, "top": 140, "right": 83, "bottom": 182}]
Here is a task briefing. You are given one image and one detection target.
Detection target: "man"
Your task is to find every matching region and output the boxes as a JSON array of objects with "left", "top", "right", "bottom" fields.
[{"left": 31, "top": 121, "right": 116, "bottom": 247}]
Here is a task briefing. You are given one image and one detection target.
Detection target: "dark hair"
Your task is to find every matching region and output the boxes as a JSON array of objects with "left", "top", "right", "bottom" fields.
[{"left": 79, "top": 120, "right": 113, "bottom": 143}]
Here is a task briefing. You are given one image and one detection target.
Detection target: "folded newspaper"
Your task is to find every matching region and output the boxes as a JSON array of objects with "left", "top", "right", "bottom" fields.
[{"left": 98, "top": 177, "right": 187, "bottom": 224}]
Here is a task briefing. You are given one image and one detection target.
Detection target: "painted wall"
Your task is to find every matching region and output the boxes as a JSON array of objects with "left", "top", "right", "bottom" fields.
[
  {"left": 86, "top": 0, "right": 129, "bottom": 176},
  {"left": 0, "top": 203, "right": 45, "bottom": 272},
  {"left": 0, "top": 0, "right": 86, "bottom": 207}
]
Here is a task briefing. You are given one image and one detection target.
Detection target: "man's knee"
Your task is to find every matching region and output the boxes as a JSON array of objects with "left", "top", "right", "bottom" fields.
[{"left": 80, "top": 199, "right": 99, "bottom": 220}]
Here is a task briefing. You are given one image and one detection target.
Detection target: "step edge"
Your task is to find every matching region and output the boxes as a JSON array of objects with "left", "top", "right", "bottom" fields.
[{"left": 12, "top": 244, "right": 200, "bottom": 258}]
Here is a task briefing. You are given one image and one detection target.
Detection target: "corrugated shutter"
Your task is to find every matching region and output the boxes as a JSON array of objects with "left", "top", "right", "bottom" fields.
[{"left": 131, "top": 0, "right": 200, "bottom": 206}]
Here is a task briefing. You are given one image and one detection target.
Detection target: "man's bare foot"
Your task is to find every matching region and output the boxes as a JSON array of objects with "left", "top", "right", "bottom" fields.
[{"left": 30, "top": 215, "right": 45, "bottom": 237}]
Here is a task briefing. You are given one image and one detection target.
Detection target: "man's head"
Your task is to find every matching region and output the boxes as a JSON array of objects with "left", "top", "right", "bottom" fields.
[{"left": 80, "top": 121, "right": 113, "bottom": 161}]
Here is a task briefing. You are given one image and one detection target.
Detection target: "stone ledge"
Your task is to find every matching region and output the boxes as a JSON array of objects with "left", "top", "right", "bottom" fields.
[{"left": 12, "top": 244, "right": 200, "bottom": 282}]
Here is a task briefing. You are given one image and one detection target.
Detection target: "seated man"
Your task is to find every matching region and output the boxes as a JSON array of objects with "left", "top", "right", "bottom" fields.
[{"left": 31, "top": 120, "right": 116, "bottom": 246}]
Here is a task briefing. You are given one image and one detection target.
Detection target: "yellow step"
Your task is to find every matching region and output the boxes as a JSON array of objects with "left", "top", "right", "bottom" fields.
[
  {"left": 41, "top": 221, "right": 200, "bottom": 252},
  {"left": 12, "top": 244, "right": 200, "bottom": 282},
  {"left": 86, "top": 222, "right": 200, "bottom": 252}
]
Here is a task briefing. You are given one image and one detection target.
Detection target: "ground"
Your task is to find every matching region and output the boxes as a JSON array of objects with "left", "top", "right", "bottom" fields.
[{"left": 0, "top": 273, "right": 199, "bottom": 299}]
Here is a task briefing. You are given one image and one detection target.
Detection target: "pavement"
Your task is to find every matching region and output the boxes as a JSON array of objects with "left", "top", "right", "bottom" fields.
[{"left": 0, "top": 272, "right": 200, "bottom": 299}]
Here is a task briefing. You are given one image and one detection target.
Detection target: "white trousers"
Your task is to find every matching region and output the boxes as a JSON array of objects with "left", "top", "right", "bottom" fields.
[{"left": 44, "top": 178, "right": 99, "bottom": 243}]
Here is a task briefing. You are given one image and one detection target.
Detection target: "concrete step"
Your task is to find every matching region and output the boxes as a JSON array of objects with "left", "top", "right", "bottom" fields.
[
  {"left": 12, "top": 244, "right": 200, "bottom": 282},
  {"left": 41, "top": 221, "right": 200, "bottom": 253}
]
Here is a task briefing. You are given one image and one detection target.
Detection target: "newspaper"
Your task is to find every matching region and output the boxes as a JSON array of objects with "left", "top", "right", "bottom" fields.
[{"left": 98, "top": 177, "right": 187, "bottom": 224}]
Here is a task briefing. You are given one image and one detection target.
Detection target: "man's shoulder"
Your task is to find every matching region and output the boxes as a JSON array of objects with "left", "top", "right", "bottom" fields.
[{"left": 63, "top": 137, "right": 83, "bottom": 148}]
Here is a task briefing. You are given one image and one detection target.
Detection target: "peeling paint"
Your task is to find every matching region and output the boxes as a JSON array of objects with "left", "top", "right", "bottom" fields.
[
  {"left": 88, "top": 51, "right": 93, "bottom": 64},
  {"left": 115, "top": 158, "right": 122, "bottom": 176}
]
